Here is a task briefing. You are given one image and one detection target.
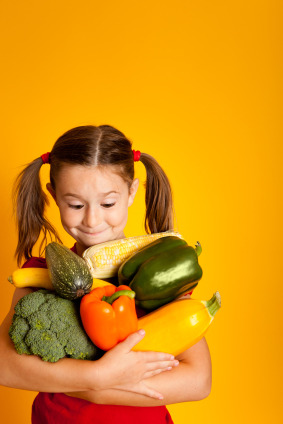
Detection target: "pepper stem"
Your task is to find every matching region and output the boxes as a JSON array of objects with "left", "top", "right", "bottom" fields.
[
  {"left": 102, "top": 290, "right": 136, "bottom": 305},
  {"left": 195, "top": 241, "right": 202, "bottom": 256},
  {"left": 7, "top": 276, "right": 13, "bottom": 284}
]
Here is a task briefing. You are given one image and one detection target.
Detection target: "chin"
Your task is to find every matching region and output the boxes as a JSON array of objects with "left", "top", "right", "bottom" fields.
[{"left": 80, "top": 235, "right": 108, "bottom": 248}]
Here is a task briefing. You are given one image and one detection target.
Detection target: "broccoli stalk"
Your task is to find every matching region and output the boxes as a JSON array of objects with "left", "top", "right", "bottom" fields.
[{"left": 9, "top": 290, "right": 102, "bottom": 362}]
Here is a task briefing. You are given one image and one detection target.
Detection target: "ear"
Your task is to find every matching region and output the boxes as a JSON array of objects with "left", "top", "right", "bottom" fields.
[
  {"left": 128, "top": 178, "right": 139, "bottom": 207},
  {"left": 46, "top": 183, "right": 57, "bottom": 203}
]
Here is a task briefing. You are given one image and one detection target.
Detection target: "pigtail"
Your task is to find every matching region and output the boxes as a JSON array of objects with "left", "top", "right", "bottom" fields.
[
  {"left": 139, "top": 153, "right": 175, "bottom": 234},
  {"left": 13, "top": 157, "right": 62, "bottom": 266}
]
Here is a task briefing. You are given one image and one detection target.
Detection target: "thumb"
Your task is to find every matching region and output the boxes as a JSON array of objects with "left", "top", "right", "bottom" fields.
[{"left": 118, "top": 329, "right": 146, "bottom": 352}]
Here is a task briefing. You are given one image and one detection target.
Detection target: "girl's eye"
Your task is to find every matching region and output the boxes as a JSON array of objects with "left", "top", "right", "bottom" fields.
[
  {"left": 102, "top": 203, "right": 115, "bottom": 208},
  {"left": 69, "top": 204, "right": 84, "bottom": 210}
]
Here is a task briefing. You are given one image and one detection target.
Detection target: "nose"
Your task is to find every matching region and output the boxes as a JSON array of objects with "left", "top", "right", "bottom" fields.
[{"left": 82, "top": 206, "right": 102, "bottom": 229}]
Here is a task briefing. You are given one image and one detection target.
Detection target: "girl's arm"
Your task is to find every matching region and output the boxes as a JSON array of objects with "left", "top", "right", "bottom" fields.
[
  {"left": 66, "top": 337, "right": 211, "bottom": 406},
  {"left": 0, "top": 288, "right": 178, "bottom": 400}
]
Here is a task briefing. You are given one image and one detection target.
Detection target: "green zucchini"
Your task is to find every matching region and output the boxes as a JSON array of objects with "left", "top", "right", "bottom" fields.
[{"left": 45, "top": 242, "right": 93, "bottom": 300}]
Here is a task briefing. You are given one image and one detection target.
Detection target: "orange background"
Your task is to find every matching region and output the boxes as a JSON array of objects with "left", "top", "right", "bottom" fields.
[{"left": 0, "top": 1, "right": 282, "bottom": 423}]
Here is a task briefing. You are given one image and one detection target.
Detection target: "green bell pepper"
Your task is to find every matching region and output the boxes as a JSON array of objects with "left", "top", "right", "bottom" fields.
[{"left": 117, "top": 236, "right": 202, "bottom": 310}]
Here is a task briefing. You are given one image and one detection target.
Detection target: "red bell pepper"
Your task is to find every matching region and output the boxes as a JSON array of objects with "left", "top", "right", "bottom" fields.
[{"left": 80, "top": 285, "right": 138, "bottom": 351}]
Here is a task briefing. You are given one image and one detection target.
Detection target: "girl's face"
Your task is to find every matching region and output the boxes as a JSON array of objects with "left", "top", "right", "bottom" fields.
[{"left": 47, "top": 165, "right": 139, "bottom": 256}]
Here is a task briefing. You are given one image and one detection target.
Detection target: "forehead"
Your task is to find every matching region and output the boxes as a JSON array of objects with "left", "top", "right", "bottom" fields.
[{"left": 55, "top": 164, "right": 128, "bottom": 194}]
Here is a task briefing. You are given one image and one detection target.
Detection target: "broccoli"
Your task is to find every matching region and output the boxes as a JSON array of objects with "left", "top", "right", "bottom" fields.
[{"left": 9, "top": 290, "right": 102, "bottom": 362}]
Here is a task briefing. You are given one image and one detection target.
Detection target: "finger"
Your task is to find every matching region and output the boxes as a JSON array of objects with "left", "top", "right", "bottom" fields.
[
  {"left": 117, "top": 329, "right": 146, "bottom": 352},
  {"left": 116, "top": 331, "right": 177, "bottom": 362},
  {"left": 116, "top": 383, "right": 164, "bottom": 400},
  {"left": 137, "top": 350, "right": 176, "bottom": 362},
  {"left": 143, "top": 367, "right": 173, "bottom": 380},
  {"left": 144, "top": 359, "right": 179, "bottom": 373},
  {"left": 117, "top": 383, "right": 164, "bottom": 400},
  {"left": 139, "top": 384, "right": 164, "bottom": 400}
]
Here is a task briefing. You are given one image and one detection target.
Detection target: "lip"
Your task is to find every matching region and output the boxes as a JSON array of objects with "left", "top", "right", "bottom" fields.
[{"left": 81, "top": 229, "right": 106, "bottom": 236}]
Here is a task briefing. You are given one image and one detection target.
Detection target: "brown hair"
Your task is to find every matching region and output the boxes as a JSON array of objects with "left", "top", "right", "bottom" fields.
[{"left": 13, "top": 125, "right": 175, "bottom": 265}]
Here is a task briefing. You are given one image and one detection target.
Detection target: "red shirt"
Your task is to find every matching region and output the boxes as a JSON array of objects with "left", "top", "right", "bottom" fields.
[{"left": 22, "top": 245, "right": 174, "bottom": 424}]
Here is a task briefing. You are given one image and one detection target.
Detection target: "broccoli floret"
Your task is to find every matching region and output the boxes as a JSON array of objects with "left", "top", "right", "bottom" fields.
[
  {"left": 25, "top": 329, "right": 65, "bottom": 362},
  {"left": 9, "top": 290, "right": 100, "bottom": 363},
  {"left": 28, "top": 310, "right": 51, "bottom": 330},
  {"left": 9, "top": 315, "right": 31, "bottom": 355}
]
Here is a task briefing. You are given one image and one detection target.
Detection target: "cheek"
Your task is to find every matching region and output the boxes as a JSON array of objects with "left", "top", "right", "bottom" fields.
[
  {"left": 59, "top": 207, "right": 79, "bottom": 227},
  {"left": 107, "top": 205, "right": 128, "bottom": 226}
]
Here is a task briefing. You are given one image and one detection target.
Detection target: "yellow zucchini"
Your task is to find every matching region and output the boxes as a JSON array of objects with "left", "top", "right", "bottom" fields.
[
  {"left": 8, "top": 268, "right": 113, "bottom": 291},
  {"left": 133, "top": 292, "right": 221, "bottom": 355},
  {"left": 8, "top": 268, "right": 53, "bottom": 290},
  {"left": 90, "top": 279, "right": 113, "bottom": 290}
]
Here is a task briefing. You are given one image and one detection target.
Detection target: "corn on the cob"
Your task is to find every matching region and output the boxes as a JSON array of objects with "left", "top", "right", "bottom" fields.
[{"left": 82, "top": 231, "right": 184, "bottom": 278}]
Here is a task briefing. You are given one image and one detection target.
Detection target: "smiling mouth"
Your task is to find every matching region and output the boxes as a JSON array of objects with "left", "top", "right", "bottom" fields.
[{"left": 81, "top": 229, "right": 106, "bottom": 236}]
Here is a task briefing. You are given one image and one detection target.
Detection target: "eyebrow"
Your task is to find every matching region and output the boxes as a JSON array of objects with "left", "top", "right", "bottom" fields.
[{"left": 63, "top": 191, "right": 119, "bottom": 198}]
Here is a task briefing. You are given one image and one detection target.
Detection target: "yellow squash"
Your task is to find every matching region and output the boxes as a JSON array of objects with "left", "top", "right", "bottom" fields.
[
  {"left": 8, "top": 268, "right": 113, "bottom": 291},
  {"left": 8, "top": 268, "right": 53, "bottom": 290},
  {"left": 133, "top": 292, "right": 221, "bottom": 355}
]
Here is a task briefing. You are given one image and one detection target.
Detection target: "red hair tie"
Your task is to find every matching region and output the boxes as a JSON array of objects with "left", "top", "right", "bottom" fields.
[
  {"left": 41, "top": 152, "right": 50, "bottom": 164},
  {"left": 132, "top": 150, "right": 141, "bottom": 162}
]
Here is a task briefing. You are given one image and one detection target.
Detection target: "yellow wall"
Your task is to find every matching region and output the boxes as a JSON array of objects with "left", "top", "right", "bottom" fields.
[{"left": 0, "top": 1, "right": 282, "bottom": 422}]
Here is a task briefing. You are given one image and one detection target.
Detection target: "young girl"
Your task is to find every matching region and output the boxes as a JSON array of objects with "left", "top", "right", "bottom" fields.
[{"left": 0, "top": 125, "right": 212, "bottom": 424}]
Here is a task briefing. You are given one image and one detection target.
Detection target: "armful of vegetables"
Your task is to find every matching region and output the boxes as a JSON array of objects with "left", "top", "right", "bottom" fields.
[{"left": 8, "top": 234, "right": 221, "bottom": 362}]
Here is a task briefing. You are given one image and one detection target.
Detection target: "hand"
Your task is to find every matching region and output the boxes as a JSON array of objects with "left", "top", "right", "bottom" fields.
[{"left": 94, "top": 329, "right": 179, "bottom": 399}]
